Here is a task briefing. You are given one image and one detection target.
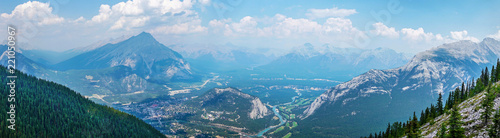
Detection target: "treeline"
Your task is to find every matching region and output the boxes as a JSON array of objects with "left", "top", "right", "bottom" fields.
[
  {"left": 0, "top": 66, "right": 165, "bottom": 137},
  {"left": 364, "top": 59, "right": 500, "bottom": 138}
]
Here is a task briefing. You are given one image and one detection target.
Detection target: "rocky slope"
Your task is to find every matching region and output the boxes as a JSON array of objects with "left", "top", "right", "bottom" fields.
[
  {"left": 296, "top": 38, "right": 500, "bottom": 137},
  {"left": 420, "top": 86, "right": 500, "bottom": 137}
]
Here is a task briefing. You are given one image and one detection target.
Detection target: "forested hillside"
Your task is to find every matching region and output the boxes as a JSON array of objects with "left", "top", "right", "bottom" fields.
[
  {"left": 0, "top": 66, "right": 164, "bottom": 137},
  {"left": 364, "top": 60, "right": 500, "bottom": 138}
]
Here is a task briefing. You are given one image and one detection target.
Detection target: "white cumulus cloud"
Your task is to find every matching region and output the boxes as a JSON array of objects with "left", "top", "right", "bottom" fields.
[
  {"left": 401, "top": 27, "right": 443, "bottom": 42},
  {"left": 370, "top": 22, "right": 399, "bottom": 38},
  {"left": 1, "top": 1, "right": 64, "bottom": 26},
  {"left": 487, "top": 30, "right": 500, "bottom": 40},
  {"left": 208, "top": 14, "right": 364, "bottom": 45},
  {"left": 87, "top": 0, "right": 202, "bottom": 33},
  {"left": 449, "top": 30, "right": 479, "bottom": 42}
]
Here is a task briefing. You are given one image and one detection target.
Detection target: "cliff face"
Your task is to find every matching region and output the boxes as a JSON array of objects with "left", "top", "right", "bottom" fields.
[{"left": 250, "top": 98, "right": 269, "bottom": 119}]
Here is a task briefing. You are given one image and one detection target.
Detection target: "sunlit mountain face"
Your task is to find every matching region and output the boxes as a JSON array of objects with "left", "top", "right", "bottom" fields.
[{"left": 1, "top": 0, "right": 499, "bottom": 137}]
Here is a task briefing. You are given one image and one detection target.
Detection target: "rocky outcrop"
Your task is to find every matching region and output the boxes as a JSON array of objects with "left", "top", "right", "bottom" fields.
[{"left": 249, "top": 98, "right": 270, "bottom": 119}]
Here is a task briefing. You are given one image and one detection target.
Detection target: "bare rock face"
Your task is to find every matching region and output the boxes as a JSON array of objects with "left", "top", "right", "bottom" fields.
[{"left": 249, "top": 98, "right": 270, "bottom": 119}]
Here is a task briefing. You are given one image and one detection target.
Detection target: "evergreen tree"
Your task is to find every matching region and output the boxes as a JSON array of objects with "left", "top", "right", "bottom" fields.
[
  {"left": 489, "top": 109, "right": 500, "bottom": 138},
  {"left": 454, "top": 88, "right": 460, "bottom": 104},
  {"left": 430, "top": 104, "right": 436, "bottom": 118},
  {"left": 407, "top": 112, "right": 420, "bottom": 138},
  {"left": 437, "top": 93, "right": 443, "bottom": 114},
  {"left": 482, "top": 87, "right": 495, "bottom": 126},
  {"left": 461, "top": 82, "right": 465, "bottom": 101},
  {"left": 0, "top": 66, "right": 165, "bottom": 138},
  {"left": 420, "top": 111, "right": 426, "bottom": 125},
  {"left": 425, "top": 107, "right": 430, "bottom": 122},
  {"left": 485, "top": 67, "right": 490, "bottom": 86},
  {"left": 437, "top": 124, "right": 446, "bottom": 138},
  {"left": 496, "top": 59, "right": 500, "bottom": 82},
  {"left": 492, "top": 65, "right": 497, "bottom": 83},
  {"left": 448, "top": 106, "right": 465, "bottom": 138},
  {"left": 477, "top": 78, "right": 484, "bottom": 96},
  {"left": 446, "top": 92, "right": 453, "bottom": 110},
  {"left": 386, "top": 123, "right": 391, "bottom": 138}
]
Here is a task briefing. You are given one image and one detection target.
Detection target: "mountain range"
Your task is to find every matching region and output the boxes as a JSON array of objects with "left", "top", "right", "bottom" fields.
[
  {"left": 0, "top": 32, "right": 202, "bottom": 104},
  {"left": 291, "top": 38, "right": 500, "bottom": 137},
  {"left": 257, "top": 43, "right": 410, "bottom": 80},
  {"left": 169, "top": 43, "right": 276, "bottom": 73},
  {"left": 7, "top": 31, "right": 500, "bottom": 137}
]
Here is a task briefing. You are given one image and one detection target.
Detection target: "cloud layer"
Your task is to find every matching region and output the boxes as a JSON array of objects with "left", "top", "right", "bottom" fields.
[{"left": 0, "top": 0, "right": 495, "bottom": 53}]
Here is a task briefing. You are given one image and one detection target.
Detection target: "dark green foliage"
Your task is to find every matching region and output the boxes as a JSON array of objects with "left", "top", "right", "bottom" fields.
[
  {"left": 482, "top": 86, "right": 495, "bottom": 126},
  {"left": 496, "top": 59, "right": 500, "bottom": 82},
  {"left": 437, "top": 124, "right": 446, "bottom": 138},
  {"left": 0, "top": 66, "right": 164, "bottom": 138},
  {"left": 365, "top": 63, "right": 498, "bottom": 138},
  {"left": 437, "top": 93, "right": 444, "bottom": 115},
  {"left": 490, "top": 108, "right": 500, "bottom": 137},
  {"left": 485, "top": 67, "right": 490, "bottom": 86},
  {"left": 406, "top": 112, "right": 420, "bottom": 138},
  {"left": 492, "top": 66, "right": 497, "bottom": 83},
  {"left": 448, "top": 106, "right": 465, "bottom": 138}
]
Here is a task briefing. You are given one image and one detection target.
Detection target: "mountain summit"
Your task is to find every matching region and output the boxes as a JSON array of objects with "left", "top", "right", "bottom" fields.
[{"left": 55, "top": 32, "right": 194, "bottom": 83}]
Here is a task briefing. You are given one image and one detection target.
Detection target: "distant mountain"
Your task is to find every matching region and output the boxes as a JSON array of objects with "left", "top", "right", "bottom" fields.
[
  {"left": 3, "top": 32, "right": 201, "bottom": 104},
  {"left": 0, "top": 66, "right": 164, "bottom": 137},
  {"left": 67, "top": 35, "right": 131, "bottom": 54},
  {"left": 183, "top": 87, "right": 273, "bottom": 134},
  {"left": 257, "top": 43, "right": 410, "bottom": 80},
  {"left": 20, "top": 49, "right": 76, "bottom": 66},
  {"left": 0, "top": 45, "right": 47, "bottom": 76},
  {"left": 294, "top": 38, "right": 500, "bottom": 137},
  {"left": 170, "top": 44, "right": 276, "bottom": 73},
  {"left": 55, "top": 32, "right": 195, "bottom": 83},
  {"left": 19, "top": 35, "right": 131, "bottom": 66}
]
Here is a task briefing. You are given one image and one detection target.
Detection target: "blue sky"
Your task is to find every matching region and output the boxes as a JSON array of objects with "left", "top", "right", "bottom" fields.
[{"left": 1, "top": 0, "right": 500, "bottom": 54}]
